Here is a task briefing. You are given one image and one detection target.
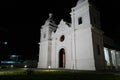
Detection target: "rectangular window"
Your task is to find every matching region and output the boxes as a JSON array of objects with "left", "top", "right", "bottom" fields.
[
  {"left": 43, "top": 34, "right": 46, "bottom": 38},
  {"left": 97, "top": 45, "right": 100, "bottom": 55},
  {"left": 78, "top": 17, "right": 82, "bottom": 25},
  {"left": 93, "top": 17, "right": 97, "bottom": 25}
]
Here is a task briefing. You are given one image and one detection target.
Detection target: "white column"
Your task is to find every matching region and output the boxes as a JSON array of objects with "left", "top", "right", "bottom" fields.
[
  {"left": 108, "top": 49, "right": 113, "bottom": 69},
  {"left": 111, "top": 50, "right": 117, "bottom": 67},
  {"left": 104, "top": 47, "right": 110, "bottom": 66}
]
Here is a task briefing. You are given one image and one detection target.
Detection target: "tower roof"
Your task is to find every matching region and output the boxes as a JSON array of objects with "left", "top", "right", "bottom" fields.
[
  {"left": 42, "top": 13, "right": 57, "bottom": 29},
  {"left": 45, "top": 13, "right": 56, "bottom": 24}
]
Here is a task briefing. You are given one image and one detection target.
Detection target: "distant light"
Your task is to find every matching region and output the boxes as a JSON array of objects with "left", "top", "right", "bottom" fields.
[
  {"left": 11, "top": 65, "right": 14, "bottom": 68},
  {"left": 11, "top": 55, "right": 18, "bottom": 57},
  {"left": 24, "top": 65, "right": 27, "bottom": 68},
  {"left": 4, "top": 42, "right": 7, "bottom": 45},
  {"left": 1, "top": 61, "right": 15, "bottom": 64}
]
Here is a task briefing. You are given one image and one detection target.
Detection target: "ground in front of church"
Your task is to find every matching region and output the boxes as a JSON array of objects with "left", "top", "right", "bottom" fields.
[{"left": 0, "top": 68, "right": 120, "bottom": 80}]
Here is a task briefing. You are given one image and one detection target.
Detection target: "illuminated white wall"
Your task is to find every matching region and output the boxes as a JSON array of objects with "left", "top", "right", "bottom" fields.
[
  {"left": 50, "top": 20, "right": 95, "bottom": 70},
  {"left": 38, "top": 42, "right": 48, "bottom": 68},
  {"left": 75, "top": 26, "right": 95, "bottom": 70},
  {"left": 51, "top": 20, "right": 73, "bottom": 69}
]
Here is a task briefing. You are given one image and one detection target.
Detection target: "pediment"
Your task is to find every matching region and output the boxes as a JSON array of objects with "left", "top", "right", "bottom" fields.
[{"left": 55, "top": 19, "right": 70, "bottom": 33}]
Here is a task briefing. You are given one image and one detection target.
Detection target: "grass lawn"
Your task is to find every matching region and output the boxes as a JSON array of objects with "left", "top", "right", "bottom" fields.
[{"left": 0, "top": 68, "right": 120, "bottom": 80}]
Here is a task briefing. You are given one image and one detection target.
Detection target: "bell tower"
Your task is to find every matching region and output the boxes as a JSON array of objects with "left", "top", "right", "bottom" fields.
[
  {"left": 40, "top": 13, "right": 57, "bottom": 42},
  {"left": 38, "top": 13, "right": 57, "bottom": 68},
  {"left": 70, "top": 0, "right": 105, "bottom": 70},
  {"left": 70, "top": 0, "right": 101, "bottom": 29},
  {"left": 70, "top": 0, "right": 90, "bottom": 29}
]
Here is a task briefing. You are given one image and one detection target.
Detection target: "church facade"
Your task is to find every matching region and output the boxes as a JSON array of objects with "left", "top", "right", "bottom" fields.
[{"left": 37, "top": 0, "right": 120, "bottom": 71}]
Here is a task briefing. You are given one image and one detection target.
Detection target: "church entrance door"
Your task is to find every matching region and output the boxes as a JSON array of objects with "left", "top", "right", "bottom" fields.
[{"left": 59, "top": 48, "right": 65, "bottom": 68}]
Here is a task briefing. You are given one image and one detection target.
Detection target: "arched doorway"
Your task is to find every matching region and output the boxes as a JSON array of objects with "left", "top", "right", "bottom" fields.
[{"left": 59, "top": 48, "right": 65, "bottom": 68}]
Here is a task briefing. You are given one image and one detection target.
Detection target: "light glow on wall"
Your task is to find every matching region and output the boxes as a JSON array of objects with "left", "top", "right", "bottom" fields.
[{"left": 104, "top": 47, "right": 110, "bottom": 66}]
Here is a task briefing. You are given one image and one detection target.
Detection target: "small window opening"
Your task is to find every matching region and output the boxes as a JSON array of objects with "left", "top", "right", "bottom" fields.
[
  {"left": 78, "top": 17, "right": 82, "bottom": 25},
  {"left": 43, "top": 34, "right": 46, "bottom": 38},
  {"left": 97, "top": 45, "right": 100, "bottom": 55}
]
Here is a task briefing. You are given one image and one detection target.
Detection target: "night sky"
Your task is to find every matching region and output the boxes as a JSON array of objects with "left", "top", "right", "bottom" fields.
[{"left": 0, "top": 0, "right": 120, "bottom": 60}]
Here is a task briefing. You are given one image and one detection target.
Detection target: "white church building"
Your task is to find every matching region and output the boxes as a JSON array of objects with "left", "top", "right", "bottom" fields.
[{"left": 38, "top": 0, "right": 120, "bottom": 71}]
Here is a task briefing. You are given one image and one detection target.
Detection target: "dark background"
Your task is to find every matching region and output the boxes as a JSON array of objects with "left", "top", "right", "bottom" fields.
[{"left": 0, "top": 0, "right": 120, "bottom": 60}]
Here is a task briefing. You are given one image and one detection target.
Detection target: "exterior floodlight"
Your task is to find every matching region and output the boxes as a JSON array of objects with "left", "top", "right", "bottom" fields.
[
  {"left": 48, "top": 65, "right": 51, "bottom": 70},
  {"left": 24, "top": 65, "right": 27, "bottom": 68}
]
